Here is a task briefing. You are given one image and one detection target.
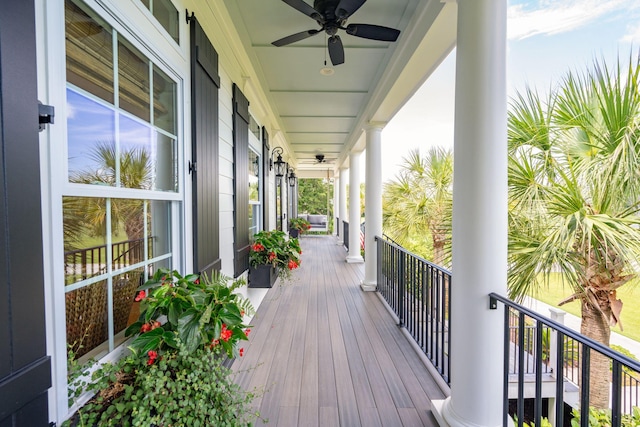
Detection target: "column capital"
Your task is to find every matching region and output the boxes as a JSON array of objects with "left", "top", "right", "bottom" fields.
[{"left": 363, "top": 121, "right": 386, "bottom": 132}]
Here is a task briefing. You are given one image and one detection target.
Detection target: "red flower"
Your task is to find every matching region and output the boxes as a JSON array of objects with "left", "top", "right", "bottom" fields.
[
  {"left": 151, "top": 320, "right": 162, "bottom": 330},
  {"left": 268, "top": 252, "right": 276, "bottom": 261},
  {"left": 239, "top": 348, "right": 244, "bottom": 357},
  {"left": 140, "top": 323, "right": 152, "bottom": 333},
  {"left": 134, "top": 290, "right": 146, "bottom": 302},
  {"left": 194, "top": 278, "right": 200, "bottom": 284},
  {"left": 220, "top": 324, "right": 232, "bottom": 342},
  {"left": 244, "top": 328, "right": 251, "bottom": 337},
  {"left": 147, "top": 350, "right": 158, "bottom": 365},
  {"left": 251, "top": 243, "right": 265, "bottom": 252},
  {"left": 288, "top": 260, "right": 299, "bottom": 270}
]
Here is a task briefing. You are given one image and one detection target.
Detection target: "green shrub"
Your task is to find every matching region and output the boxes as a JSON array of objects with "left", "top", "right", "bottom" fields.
[
  {"left": 64, "top": 269, "right": 261, "bottom": 426},
  {"left": 66, "top": 344, "right": 262, "bottom": 426},
  {"left": 571, "top": 406, "right": 640, "bottom": 427}
]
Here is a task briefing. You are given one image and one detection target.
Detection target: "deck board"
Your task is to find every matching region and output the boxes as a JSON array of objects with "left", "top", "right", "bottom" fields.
[{"left": 232, "top": 235, "right": 446, "bottom": 426}]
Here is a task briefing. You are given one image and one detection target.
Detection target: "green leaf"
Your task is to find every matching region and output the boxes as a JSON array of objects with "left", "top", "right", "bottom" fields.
[
  {"left": 128, "top": 327, "right": 164, "bottom": 354},
  {"left": 168, "top": 299, "right": 183, "bottom": 326},
  {"left": 178, "top": 309, "right": 202, "bottom": 354},
  {"left": 219, "top": 305, "right": 242, "bottom": 326},
  {"left": 125, "top": 321, "right": 142, "bottom": 337}
]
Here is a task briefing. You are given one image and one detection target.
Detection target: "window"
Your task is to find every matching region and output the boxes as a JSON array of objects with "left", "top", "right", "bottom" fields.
[
  {"left": 64, "top": 0, "right": 180, "bottom": 360},
  {"left": 249, "top": 148, "right": 261, "bottom": 238},
  {"left": 139, "top": 0, "right": 179, "bottom": 43}
]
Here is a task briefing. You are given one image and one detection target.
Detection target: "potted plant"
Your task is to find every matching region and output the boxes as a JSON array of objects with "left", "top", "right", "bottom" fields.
[
  {"left": 249, "top": 230, "right": 301, "bottom": 287},
  {"left": 289, "top": 217, "right": 311, "bottom": 238},
  {"left": 64, "top": 268, "right": 261, "bottom": 426}
]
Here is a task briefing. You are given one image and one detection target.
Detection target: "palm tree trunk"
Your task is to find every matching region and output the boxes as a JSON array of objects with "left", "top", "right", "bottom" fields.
[{"left": 579, "top": 297, "right": 611, "bottom": 410}]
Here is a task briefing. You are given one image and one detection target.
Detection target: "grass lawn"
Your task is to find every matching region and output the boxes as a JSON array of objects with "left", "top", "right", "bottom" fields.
[{"left": 528, "top": 273, "right": 640, "bottom": 343}]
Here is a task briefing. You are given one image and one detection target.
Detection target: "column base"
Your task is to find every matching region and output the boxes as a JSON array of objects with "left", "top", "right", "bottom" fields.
[
  {"left": 432, "top": 398, "right": 511, "bottom": 427},
  {"left": 360, "top": 281, "right": 376, "bottom": 292},
  {"left": 345, "top": 255, "right": 364, "bottom": 264}
]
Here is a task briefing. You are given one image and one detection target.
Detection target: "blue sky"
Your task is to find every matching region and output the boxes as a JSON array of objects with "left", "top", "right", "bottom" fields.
[{"left": 380, "top": 0, "right": 640, "bottom": 183}]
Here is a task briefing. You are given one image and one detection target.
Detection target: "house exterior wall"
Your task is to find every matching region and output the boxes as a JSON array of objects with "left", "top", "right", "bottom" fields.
[{"left": 27, "top": 0, "right": 285, "bottom": 424}]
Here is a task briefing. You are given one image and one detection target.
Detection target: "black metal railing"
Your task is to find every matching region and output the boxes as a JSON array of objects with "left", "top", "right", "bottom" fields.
[
  {"left": 64, "top": 237, "right": 152, "bottom": 284},
  {"left": 343, "top": 220, "right": 349, "bottom": 250},
  {"left": 376, "top": 237, "right": 451, "bottom": 385},
  {"left": 490, "top": 293, "right": 640, "bottom": 427}
]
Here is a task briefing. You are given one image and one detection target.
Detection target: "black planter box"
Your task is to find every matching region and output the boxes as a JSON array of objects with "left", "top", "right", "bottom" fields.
[
  {"left": 289, "top": 228, "right": 299, "bottom": 238},
  {"left": 248, "top": 264, "right": 278, "bottom": 288}
]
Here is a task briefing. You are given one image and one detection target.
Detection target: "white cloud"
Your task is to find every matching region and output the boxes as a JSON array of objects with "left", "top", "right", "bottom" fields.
[
  {"left": 507, "top": 0, "right": 628, "bottom": 40},
  {"left": 621, "top": 23, "right": 640, "bottom": 44}
]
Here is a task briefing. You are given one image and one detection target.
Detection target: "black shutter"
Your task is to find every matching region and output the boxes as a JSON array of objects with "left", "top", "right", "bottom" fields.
[
  {"left": 0, "top": 0, "right": 51, "bottom": 425},
  {"left": 233, "top": 84, "right": 250, "bottom": 277},
  {"left": 262, "top": 127, "right": 270, "bottom": 230},
  {"left": 190, "top": 15, "right": 221, "bottom": 276}
]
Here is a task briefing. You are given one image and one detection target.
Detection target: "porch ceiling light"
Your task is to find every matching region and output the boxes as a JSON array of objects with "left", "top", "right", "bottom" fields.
[
  {"left": 288, "top": 168, "right": 297, "bottom": 187},
  {"left": 320, "top": 66, "right": 334, "bottom": 76},
  {"left": 270, "top": 147, "right": 286, "bottom": 178}
]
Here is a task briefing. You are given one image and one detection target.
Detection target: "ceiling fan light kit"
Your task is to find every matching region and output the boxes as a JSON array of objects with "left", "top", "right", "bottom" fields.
[{"left": 273, "top": 0, "right": 401, "bottom": 66}]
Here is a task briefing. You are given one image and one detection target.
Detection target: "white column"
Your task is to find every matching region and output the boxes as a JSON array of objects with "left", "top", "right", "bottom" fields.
[
  {"left": 362, "top": 124, "right": 384, "bottom": 290},
  {"left": 339, "top": 168, "right": 348, "bottom": 244},
  {"left": 433, "top": 0, "right": 508, "bottom": 426},
  {"left": 346, "top": 152, "right": 364, "bottom": 263}
]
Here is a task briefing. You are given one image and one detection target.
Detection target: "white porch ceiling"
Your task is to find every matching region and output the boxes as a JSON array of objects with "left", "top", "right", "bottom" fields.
[{"left": 222, "top": 0, "right": 457, "bottom": 177}]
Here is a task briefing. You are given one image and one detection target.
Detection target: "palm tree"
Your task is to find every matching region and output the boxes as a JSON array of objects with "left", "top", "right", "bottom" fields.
[
  {"left": 382, "top": 147, "right": 453, "bottom": 266},
  {"left": 508, "top": 55, "right": 640, "bottom": 409},
  {"left": 66, "top": 142, "right": 151, "bottom": 258}
]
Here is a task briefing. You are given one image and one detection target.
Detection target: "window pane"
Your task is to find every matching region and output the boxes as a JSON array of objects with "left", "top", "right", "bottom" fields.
[
  {"left": 153, "top": 67, "right": 176, "bottom": 134},
  {"left": 118, "top": 36, "right": 150, "bottom": 122},
  {"left": 65, "top": 0, "right": 114, "bottom": 104},
  {"left": 67, "top": 89, "right": 116, "bottom": 184},
  {"left": 249, "top": 150, "right": 260, "bottom": 202},
  {"left": 152, "top": 0, "right": 180, "bottom": 43},
  {"left": 63, "top": 196, "right": 108, "bottom": 285},
  {"left": 119, "top": 115, "right": 152, "bottom": 190},
  {"left": 249, "top": 204, "right": 260, "bottom": 238},
  {"left": 148, "top": 200, "right": 172, "bottom": 257},
  {"left": 153, "top": 133, "right": 178, "bottom": 192}
]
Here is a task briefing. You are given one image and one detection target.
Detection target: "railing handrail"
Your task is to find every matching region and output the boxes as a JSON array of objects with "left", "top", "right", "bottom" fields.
[
  {"left": 375, "top": 235, "right": 451, "bottom": 276},
  {"left": 489, "top": 292, "right": 640, "bottom": 373}
]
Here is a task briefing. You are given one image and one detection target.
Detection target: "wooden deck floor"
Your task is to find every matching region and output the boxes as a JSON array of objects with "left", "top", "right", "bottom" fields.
[{"left": 232, "top": 235, "right": 446, "bottom": 427}]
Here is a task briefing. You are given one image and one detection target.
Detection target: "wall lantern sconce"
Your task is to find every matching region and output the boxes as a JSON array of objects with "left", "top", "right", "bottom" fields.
[
  {"left": 288, "top": 168, "right": 297, "bottom": 187},
  {"left": 270, "top": 147, "right": 285, "bottom": 178}
]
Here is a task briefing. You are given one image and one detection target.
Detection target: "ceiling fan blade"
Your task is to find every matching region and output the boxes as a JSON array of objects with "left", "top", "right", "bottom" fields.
[
  {"left": 335, "top": 0, "right": 366, "bottom": 19},
  {"left": 281, "top": 0, "right": 323, "bottom": 22},
  {"left": 272, "top": 29, "right": 320, "bottom": 47},
  {"left": 328, "top": 35, "right": 345, "bottom": 66},
  {"left": 345, "top": 23, "right": 400, "bottom": 42}
]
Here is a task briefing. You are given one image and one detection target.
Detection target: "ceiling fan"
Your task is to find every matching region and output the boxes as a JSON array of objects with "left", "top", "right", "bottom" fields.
[{"left": 272, "top": 0, "right": 401, "bottom": 66}]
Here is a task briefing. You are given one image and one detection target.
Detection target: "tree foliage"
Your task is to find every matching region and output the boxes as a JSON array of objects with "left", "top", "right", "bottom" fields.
[
  {"left": 382, "top": 147, "right": 453, "bottom": 266},
  {"left": 508, "top": 53, "right": 640, "bottom": 408},
  {"left": 298, "top": 178, "right": 333, "bottom": 217}
]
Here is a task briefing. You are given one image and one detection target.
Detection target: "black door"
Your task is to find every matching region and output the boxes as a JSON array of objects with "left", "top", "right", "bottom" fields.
[
  {"left": 0, "top": 1, "right": 52, "bottom": 426},
  {"left": 190, "top": 15, "right": 221, "bottom": 276}
]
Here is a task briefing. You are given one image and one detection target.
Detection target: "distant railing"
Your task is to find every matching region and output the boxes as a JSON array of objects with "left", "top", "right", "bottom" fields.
[
  {"left": 376, "top": 237, "right": 451, "bottom": 385},
  {"left": 490, "top": 293, "right": 640, "bottom": 427},
  {"left": 64, "top": 237, "right": 152, "bottom": 284},
  {"left": 343, "top": 220, "right": 349, "bottom": 250}
]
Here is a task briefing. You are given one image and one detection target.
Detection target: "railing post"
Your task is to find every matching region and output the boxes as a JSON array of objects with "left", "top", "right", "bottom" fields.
[
  {"left": 548, "top": 308, "right": 565, "bottom": 379},
  {"left": 547, "top": 308, "right": 565, "bottom": 427},
  {"left": 398, "top": 251, "right": 405, "bottom": 326}
]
